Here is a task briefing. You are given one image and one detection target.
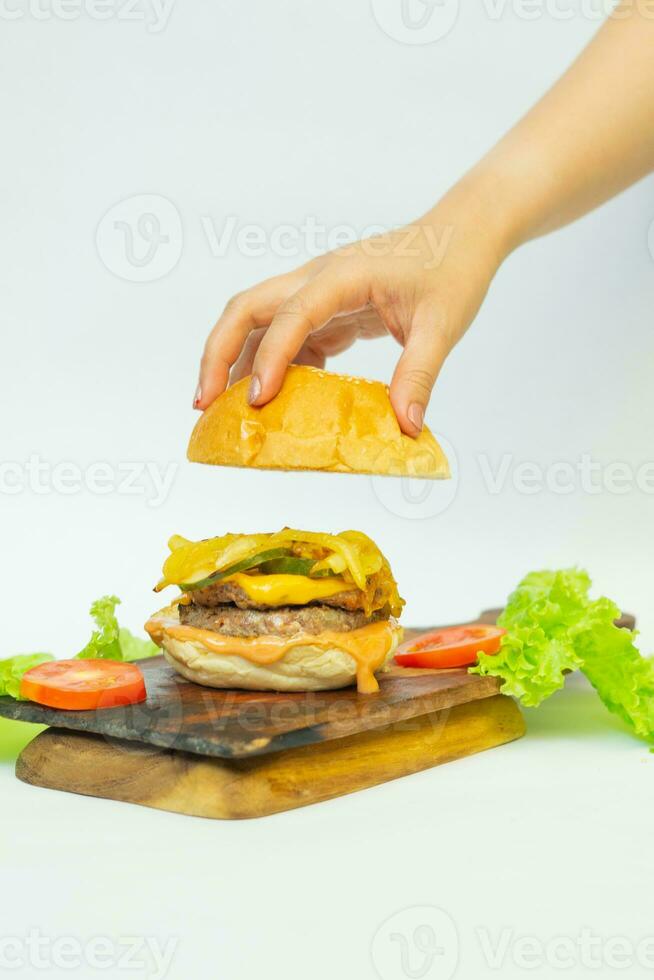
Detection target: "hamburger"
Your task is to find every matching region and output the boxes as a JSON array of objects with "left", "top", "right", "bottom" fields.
[
  {"left": 188, "top": 365, "right": 450, "bottom": 479},
  {"left": 145, "top": 529, "right": 404, "bottom": 693}
]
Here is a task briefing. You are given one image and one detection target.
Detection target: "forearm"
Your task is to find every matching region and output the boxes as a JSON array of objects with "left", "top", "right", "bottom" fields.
[{"left": 440, "top": 2, "right": 654, "bottom": 257}]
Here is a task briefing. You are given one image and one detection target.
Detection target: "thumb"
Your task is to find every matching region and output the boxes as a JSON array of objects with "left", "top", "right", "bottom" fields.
[{"left": 389, "top": 323, "right": 449, "bottom": 437}]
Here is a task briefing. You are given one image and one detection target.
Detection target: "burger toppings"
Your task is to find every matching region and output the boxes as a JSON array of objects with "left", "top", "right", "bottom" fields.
[
  {"left": 147, "top": 528, "right": 405, "bottom": 693},
  {"left": 155, "top": 529, "right": 404, "bottom": 619}
]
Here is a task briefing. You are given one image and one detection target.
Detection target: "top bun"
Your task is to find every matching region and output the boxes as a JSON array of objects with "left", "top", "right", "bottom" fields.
[{"left": 188, "top": 365, "right": 450, "bottom": 479}]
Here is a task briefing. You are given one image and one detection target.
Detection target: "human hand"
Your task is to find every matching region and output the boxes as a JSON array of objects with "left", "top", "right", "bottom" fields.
[{"left": 195, "top": 183, "right": 506, "bottom": 436}]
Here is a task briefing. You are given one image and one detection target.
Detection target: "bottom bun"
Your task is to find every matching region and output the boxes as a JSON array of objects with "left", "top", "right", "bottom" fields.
[{"left": 159, "top": 625, "right": 402, "bottom": 693}]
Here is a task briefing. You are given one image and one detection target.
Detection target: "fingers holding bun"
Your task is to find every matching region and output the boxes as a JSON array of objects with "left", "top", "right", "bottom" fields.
[{"left": 188, "top": 365, "right": 450, "bottom": 479}]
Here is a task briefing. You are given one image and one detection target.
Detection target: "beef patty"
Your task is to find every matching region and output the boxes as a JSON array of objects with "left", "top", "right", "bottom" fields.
[
  {"left": 179, "top": 601, "right": 387, "bottom": 637},
  {"left": 189, "top": 578, "right": 383, "bottom": 613}
]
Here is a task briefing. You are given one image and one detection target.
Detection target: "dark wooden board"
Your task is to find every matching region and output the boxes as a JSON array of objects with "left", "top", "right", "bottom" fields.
[
  {"left": 0, "top": 657, "right": 500, "bottom": 760},
  {"left": 0, "top": 609, "right": 633, "bottom": 761}
]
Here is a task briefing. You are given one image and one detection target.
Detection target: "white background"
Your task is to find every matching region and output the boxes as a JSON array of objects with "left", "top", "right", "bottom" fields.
[{"left": 1, "top": 2, "right": 654, "bottom": 978}]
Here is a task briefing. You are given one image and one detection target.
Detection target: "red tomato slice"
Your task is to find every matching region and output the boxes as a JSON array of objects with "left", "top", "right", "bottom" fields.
[
  {"left": 395, "top": 624, "right": 506, "bottom": 669},
  {"left": 20, "top": 660, "right": 147, "bottom": 711}
]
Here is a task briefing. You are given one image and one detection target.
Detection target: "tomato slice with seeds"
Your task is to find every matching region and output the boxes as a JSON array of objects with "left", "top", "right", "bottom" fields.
[
  {"left": 20, "top": 660, "right": 147, "bottom": 711},
  {"left": 395, "top": 625, "right": 506, "bottom": 669}
]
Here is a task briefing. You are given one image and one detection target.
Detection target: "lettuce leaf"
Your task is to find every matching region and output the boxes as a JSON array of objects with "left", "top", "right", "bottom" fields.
[
  {"left": 117, "top": 627, "right": 159, "bottom": 662},
  {"left": 574, "top": 598, "right": 654, "bottom": 739},
  {"left": 76, "top": 595, "right": 158, "bottom": 662},
  {"left": 0, "top": 654, "right": 54, "bottom": 700},
  {"left": 76, "top": 595, "right": 123, "bottom": 661},
  {"left": 471, "top": 568, "right": 654, "bottom": 740}
]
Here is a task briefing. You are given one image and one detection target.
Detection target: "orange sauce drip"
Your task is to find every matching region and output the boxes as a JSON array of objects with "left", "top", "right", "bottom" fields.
[{"left": 145, "top": 615, "right": 399, "bottom": 694}]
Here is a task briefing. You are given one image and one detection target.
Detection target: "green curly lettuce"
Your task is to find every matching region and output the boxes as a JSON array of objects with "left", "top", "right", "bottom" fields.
[
  {"left": 76, "top": 595, "right": 158, "bottom": 662},
  {"left": 76, "top": 595, "right": 123, "bottom": 661},
  {"left": 574, "top": 597, "right": 654, "bottom": 739},
  {"left": 471, "top": 568, "right": 654, "bottom": 740}
]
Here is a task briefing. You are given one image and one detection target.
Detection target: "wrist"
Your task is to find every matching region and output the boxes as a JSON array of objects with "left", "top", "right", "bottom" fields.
[{"left": 425, "top": 161, "right": 530, "bottom": 268}]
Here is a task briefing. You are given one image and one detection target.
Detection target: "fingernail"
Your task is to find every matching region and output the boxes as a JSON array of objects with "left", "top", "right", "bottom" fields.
[
  {"left": 248, "top": 374, "right": 262, "bottom": 405},
  {"left": 193, "top": 384, "right": 202, "bottom": 409},
  {"left": 408, "top": 402, "right": 424, "bottom": 432}
]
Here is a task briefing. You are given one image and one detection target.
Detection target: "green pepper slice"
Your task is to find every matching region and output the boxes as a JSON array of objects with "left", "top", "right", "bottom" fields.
[
  {"left": 258, "top": 557, "right": 317, "bottom": 576},
  {"left": 179, "top": 548, "right": 292, "bottom": 591}
]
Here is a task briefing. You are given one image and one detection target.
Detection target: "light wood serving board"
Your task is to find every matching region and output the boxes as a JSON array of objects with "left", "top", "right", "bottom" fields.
[
  {"left": 17, "top": 696, "right": 523, "bottom": 819},
  {"left": 8, "top": 608, "right": 633, "bottom": 819}
]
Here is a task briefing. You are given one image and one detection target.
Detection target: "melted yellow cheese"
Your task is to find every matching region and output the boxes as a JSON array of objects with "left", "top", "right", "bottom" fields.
[
  {"left": 224, "top": 572, "right": 349, "bottom": 606},
  {"left": 145, "top": 614, "right": 400, "bottom": 694}
]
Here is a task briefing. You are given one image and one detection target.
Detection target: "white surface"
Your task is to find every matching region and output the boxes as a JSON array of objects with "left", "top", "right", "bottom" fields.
[{"left": 2, "top": 1, "right": 654, "bottom": 978}]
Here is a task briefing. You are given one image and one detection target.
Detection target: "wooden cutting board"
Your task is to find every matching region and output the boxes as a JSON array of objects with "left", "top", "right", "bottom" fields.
[{"left": 5, "top": 608, "right": 633, "bottom": 819}]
